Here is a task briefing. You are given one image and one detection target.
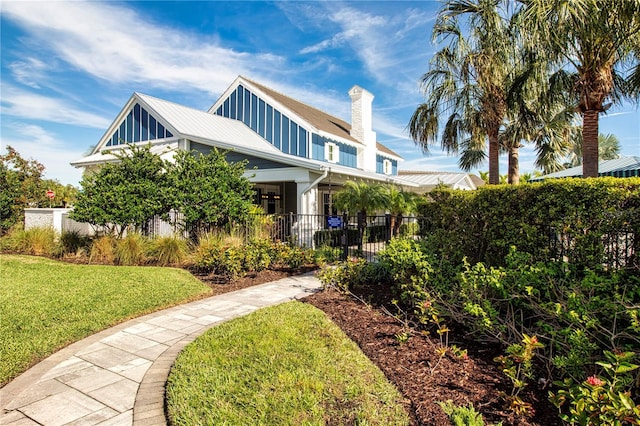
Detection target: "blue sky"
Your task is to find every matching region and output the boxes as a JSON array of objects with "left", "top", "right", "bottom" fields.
[{"left": 1, "top": 1, "right": 638, "bottom": 186}]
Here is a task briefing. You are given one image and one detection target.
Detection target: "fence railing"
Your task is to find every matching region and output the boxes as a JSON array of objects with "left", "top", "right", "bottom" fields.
[{"left": 60, "top": 211, "right": 637, "bottom": 270}]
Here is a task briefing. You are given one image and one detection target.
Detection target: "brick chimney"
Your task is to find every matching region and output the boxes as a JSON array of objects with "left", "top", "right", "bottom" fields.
[{"left": 349, "top": 85, "right": 377, "bottom": 172}]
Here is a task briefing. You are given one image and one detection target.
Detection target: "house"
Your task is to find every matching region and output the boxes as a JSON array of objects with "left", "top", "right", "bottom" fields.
[
  {"left": 71, "top": 76, "right": 480, "bottom": 217},
  {"left": 529, "top": 156, "right": 640, "bottom": 181}
]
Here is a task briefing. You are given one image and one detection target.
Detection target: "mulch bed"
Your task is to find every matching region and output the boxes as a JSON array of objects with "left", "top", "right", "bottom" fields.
[{"left": 195, "top": 268, "right": 562, "bottom": 426}]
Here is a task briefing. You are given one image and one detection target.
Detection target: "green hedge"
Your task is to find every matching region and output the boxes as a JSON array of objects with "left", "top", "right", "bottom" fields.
[{"left": 418, "top": 178, "right": 640, "bottom": 270}]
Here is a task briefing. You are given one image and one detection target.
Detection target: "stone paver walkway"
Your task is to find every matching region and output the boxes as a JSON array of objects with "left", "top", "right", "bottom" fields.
[{"left": 1, "top": 273, "right": 322, "bottom": 426}]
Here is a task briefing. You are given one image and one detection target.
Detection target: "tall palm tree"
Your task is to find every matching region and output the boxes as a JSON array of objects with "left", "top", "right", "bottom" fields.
[
  {"left": 409, "top": 0, "right": 513, "bottom": 185},
  {"left": 521, "top": 0, "right": 640, "bottom": 178}
]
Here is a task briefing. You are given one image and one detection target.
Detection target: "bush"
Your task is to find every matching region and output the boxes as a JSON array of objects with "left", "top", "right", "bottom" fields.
[
  {"left": 244, "top": 238, "right": 272, "bottom": 272},
  {"left": 58, "top": 231, "right": 92, "bottom": 258},
  {"left": 9, "top": 227, "right": 59, "bottom": 257},
  {"left": 314, "top": 245, "right": 342, "bottom": 266},
  {"left": 115, "top": 233, "right": 148, "bottom": 265},
  {"left": 149, "top": 235, "right": 189, "bottom": 266},
  {"left": 318, "top": 256, "right": 389, "bottom": 294},
  {"left": 89, "top": 235, "right": 116, "bottom": 264},
  {"left": 419, "top": 178, "right": 640, "bottom": 270},
  {"left": 190, "top": 233, "right": 244, "bottom": 280}
]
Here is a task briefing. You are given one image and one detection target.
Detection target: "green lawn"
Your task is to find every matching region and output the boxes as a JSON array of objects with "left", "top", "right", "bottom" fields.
[
  {"left": 0, "top": 254, "right": 211, "bottom": 386},
  {"left": 166, "top": 302, "right": 410, "bottom": 425}
]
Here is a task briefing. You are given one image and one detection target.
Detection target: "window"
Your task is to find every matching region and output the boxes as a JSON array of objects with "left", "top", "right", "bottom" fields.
[
  {"left": 325, "top": 142, "right": 339, "bottom": 163},
  {"left": 383, "top": 159, "right": 392, "bottom": 175}
]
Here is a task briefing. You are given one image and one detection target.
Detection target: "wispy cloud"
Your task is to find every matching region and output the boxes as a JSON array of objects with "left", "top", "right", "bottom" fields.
[
  {"left": 1, "top": 1, "right": 282, "bottom": 96},
  {"left": 8, "top": 57, "right": 48, "bottom": 89},
  {"left": 1, "top": 85, "right": 111, "bottom": 128}
]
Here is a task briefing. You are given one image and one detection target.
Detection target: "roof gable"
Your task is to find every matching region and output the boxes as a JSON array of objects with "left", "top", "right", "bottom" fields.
[{"left": 210, "top": 76, "right": 402, "bottom": 160}]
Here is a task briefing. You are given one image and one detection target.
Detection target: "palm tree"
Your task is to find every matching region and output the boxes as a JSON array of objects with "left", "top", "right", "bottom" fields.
[
  {"left": 566, "top": 133, "right": 622, "bottom": 168},
  {"left": 333, "top": 180, "right": 388, "bottom": 251},
  {"left": 521, "top": 0, "right": 640, "bottom": 178},
  {"left": 410, "top": 0, "right": 514, "bottom": 185},
  {"left": 386, "top": 186, "right": 418, "bottom": 237}
]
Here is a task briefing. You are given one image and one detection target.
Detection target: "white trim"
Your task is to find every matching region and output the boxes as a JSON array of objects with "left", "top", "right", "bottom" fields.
[
  {"left": 325, "top": 142, "right": 339, "bottom": 163},
  {"left": 383, "top": 159, "right": 392, "bottom": 175}
]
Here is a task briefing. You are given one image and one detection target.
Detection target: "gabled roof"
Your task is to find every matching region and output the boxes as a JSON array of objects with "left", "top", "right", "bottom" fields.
[
  {"left": 530, "top": 156, "right": 640, "bottom": 180},
  {"left": 214, "top": 76, "right": 402, "bottom": 160}
]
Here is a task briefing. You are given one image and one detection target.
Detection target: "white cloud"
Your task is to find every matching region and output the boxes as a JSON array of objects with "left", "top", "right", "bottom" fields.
[
  {"left": 1, "top": 1, "right": 283, "bottom": 96},
  {"left": 1, "top": 85, "right": 111, "bottom": 128},
  {"left": 8, "top": 57, "right": 48, "bottom": 89},
  {"left": 2, "top": 123, "right": 85, "bottom": 185}
]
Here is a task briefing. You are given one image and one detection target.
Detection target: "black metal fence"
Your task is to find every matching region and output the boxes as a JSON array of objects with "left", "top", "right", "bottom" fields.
[{"left": 144, "top": 213, "right": 637, "bottom": 270}]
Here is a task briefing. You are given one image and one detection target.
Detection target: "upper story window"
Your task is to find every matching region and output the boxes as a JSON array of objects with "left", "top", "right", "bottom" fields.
[
  {"left": 325, "top": 142, "right": 339, "bottom": 163},
  {"left": 106, "top": 103, "right": 173, "bottom": 147},
  {"left": 214, "top": 85, "right": 307, "bottom": 158},
  {"left": 383, "top": 159, "right": 392, "bottom": 175}
]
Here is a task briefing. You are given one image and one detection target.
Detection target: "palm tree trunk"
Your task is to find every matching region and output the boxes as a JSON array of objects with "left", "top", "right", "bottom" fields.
[
  {"left": 508, "top": 146, "right": 520, "bottom": 185},
  {"left": 582, "top": 110, "right": 599, "bottom": 178},
  {"left": 488, "top": 130, "right": 500, "bottom": 185}
]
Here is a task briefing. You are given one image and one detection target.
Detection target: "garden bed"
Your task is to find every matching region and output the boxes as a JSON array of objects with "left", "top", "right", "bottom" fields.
[{"left": 303, "top": 286, "right": 563, "bottom": 426}]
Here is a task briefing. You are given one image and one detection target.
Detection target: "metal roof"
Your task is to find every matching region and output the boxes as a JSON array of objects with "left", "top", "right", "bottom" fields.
[
  {"left": 530, "top": 156, "right": 640, "bottom": 180},
  {"left": 397, "top": 171, "right": 479, "bottom": 190}
]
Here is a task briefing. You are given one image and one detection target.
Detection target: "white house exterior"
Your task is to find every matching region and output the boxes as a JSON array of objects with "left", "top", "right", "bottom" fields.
[{"left": 71, "top": 76, "right": 480, "bottom": 216}]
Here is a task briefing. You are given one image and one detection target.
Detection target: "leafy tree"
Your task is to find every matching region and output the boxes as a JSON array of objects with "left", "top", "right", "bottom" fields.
[
  {"left": 0, "top": 146, "right": 47, "bottom": 233},
  {"left": 521, "top": 0, "right": 640, "bottom": 178},
  {"left": 70, "top": 144, "right": 171, "bottom": 236},
  {"left": 168, "top": 148, "right": 254, "bottom": 239}
]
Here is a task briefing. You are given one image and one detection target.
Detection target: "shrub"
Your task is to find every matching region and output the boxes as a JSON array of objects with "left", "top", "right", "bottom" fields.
[
  {"left": 9, "top": 227, "right": 59, "bottom": 257},
  {"left": 89, "top": 235, "right": 116, "bottom": 264},
  {"left": 58, "top": 230, "right": 92, "bottom": 258},
  {"left": 317, "top": 256, "right": 389, "bottom": 294},
  {"left": 244, "top": 238, "right": 272, "bottom": 272},
  {"left": 114, "top": 233, "right": 148, "bottom": 265},
  {"left": 550, "top": 351, "right": 640, "bottom": 425},
  {"left": 314, "top": 245, "right": 342, "bottom": 266},
  {"left": 190, "top": 232, "right": 244, "bottom": 279},
  {"left": 418, "top": 178, "right": 640, "bottom": 270},
  {"left": 149, "top": 235, "right": 189, "bottom": 266}
]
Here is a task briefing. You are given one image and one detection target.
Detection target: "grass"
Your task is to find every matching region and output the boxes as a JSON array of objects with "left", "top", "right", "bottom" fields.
[
  {"left": 0, "top": 254, "right": 211, "bottom": 386},
  {"left": 166, "top": 302, "right": 410, "bottom": 425}
]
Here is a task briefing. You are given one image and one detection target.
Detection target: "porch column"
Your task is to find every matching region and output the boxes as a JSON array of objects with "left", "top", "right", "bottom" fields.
[{"left": 296, "top": 181, "right": 318, "bottom": 215}]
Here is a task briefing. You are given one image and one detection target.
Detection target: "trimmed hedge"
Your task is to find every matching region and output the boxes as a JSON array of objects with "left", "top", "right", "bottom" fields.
[{"left": 418, "top": 178, "right": 640, "bottom": 270}]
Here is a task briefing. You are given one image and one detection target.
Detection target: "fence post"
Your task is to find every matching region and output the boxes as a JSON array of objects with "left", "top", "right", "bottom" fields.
[
  {"left": 341, "top": 212, "right": 349, "bottom": 260},
  {"left": 385, "top": 213, "right": 392, "bottom": 243}
]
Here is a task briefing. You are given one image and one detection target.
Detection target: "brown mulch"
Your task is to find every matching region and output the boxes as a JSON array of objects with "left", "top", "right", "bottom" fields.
[{"left": 194, "top": 268, "right": 562, "bottom": 426}]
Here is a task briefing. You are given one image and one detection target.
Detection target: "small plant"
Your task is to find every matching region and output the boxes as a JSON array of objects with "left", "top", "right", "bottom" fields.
[
  {"left": 313, "top": 245, "right": 342, "bottom": 266},
  {"left": 549, "top": 351, "right": 640, "bottom": 425},
  {"left": 395, "top": 331, "right": 410, "bottom": 345},
  {"left": 439, "top": 401, "right": 501, "bottom": 426},
  {"left": 494, "top": 334, "right": 544, "bottom": 417},
  {"left": 317, "top": 257, "right": 370, "bottom": 292}
]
